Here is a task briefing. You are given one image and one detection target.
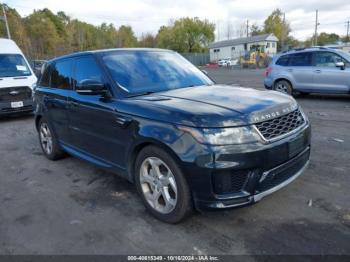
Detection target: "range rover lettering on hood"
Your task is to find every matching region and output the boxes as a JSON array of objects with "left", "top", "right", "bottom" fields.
[{"left": 250, "top": 101, "right": 298, "bottom": 124}]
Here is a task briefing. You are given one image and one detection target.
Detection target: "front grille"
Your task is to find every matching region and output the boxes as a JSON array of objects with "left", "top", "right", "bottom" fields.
[
  {"left": 0, "top": 86, "right": 32, "bottom": 102},
  {"left": 213, "top": 170, "right": 249, "bottom": 194},
  {"left": 257, "top": 148, "right": 309, "bottom": 192},
  {"left": 255, "top": 109, "right": 305, "bottom": 140}
]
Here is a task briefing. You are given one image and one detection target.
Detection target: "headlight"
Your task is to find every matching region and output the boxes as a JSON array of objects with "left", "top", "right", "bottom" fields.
[{"left": 177, "top": 126, "right": 261, "bottom": 145}]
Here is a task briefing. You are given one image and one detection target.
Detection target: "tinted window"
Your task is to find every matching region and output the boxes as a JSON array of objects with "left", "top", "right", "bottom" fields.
[
  {"left": 276, "top": 55, "right": 289, "bottom": 66},
  {"left": 314, "top": 52, "right": 350, "bottom": 67},
  {"left": 39, "top": 63, "right": 52, "bottom": 87},
  {"left": 0, "top": 54, "right": 31, "bottom": 77},
  {"left": 288, "top": 52, "right": 312, "bottom": 66},
  {"left": 50, "top": 60, "right": 72, "bottom": 89},
  {"left": 102, "top": 51, "right": 213, "bottom": 94},
  {"left": 73, "top": 56, "right": 103, "bottom": 87}
]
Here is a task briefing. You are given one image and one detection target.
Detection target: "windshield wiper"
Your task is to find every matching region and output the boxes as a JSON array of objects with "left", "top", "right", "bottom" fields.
[
  {"left": 126, "top": 91, "right": 156, "bottom": 98},
  {"left": 13, "top": 76, "right": 28, "bottom": 79}
]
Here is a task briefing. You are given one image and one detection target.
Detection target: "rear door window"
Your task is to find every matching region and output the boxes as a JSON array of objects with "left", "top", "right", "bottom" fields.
[
  {"left": 288, "top": 52, "right": 312, "bottom": 66},
  {"left": 50, "top": 59, "right": 72, "bottom": 90},
  {"left": 73, "top": 56, "right": 103, "bottom": 88}
]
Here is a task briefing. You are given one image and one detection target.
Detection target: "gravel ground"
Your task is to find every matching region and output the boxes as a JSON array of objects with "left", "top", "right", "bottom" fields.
[{"left": 0, "top": 68, "right": 349, "bottom": 255}]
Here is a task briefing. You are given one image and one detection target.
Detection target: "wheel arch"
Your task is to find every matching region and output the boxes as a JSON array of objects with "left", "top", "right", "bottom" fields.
[
  {"left": 35, "top": 115, "right": 43, "bottom": 131},
  {"left": 127, "top": 139, "right": 184, "bottom": 183},
  {"left": 273, "top": 77, "right": 294, "bottom": 89}
]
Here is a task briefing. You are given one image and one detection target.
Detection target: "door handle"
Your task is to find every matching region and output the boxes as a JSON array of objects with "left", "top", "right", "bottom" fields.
[
  {"left": 115, "top": 115, "right": 132, "bottom": 128},
  {"left": 287, "top": 69, "right": 293, "bottom": 72},
  {"left": 314, "top": 69, "right": 321, "bottom": 73},
  {"left": 70, "top": 101, "right": 79, "bottom": 107}
]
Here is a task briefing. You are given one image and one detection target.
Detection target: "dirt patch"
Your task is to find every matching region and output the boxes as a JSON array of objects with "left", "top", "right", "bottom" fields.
[
  {"left": 14, "top": 215, "right": 33, "bottom": 226},
  {"left": 245, "top": 218, "right": 350, "bottom": 255}
]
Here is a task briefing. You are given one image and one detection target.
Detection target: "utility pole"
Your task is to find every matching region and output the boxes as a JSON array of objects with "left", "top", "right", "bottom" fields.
[
  {"left": 314, "top": 10, "right": 319, "bottom": 46},
  {"left": 217, "top": 20, "right": 220, "bottom": 41},
  {"left": 1, "top": 4, "right": 11, "bottom": 39},
  {"left": 346, "top": 20, "right": 350, "bottom": 42},
  {"left": 281, "top": 12, "right": 286, "bottom": 51},
  {"left": 246, "top": 20, "right": 249, "bottom": 37}
]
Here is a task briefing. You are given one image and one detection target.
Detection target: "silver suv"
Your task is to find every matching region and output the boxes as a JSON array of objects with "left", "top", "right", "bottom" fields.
[{"left": 264, "top": 47, "right": 350, "bottom": 95}]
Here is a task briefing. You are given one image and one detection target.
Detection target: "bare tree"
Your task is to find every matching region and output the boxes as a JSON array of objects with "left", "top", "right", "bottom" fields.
[
  {"left": 225, "top": 20, "right": 234, "bottom": 40},
  {"left": 235, "top": 22, "right": 247, "bottom": 38}
]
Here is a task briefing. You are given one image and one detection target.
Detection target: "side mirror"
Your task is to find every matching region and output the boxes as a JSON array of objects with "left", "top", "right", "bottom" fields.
[
  {"left": 335, "top": 61, "right": 345, "bottom": 70},
  {"left": 76, "top": 79, "right": 107, "bottom": 95}
]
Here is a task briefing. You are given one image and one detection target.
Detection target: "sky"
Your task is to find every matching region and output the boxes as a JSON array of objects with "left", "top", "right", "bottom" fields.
[{"left": 5, "top": 0, "right": 350, "bottom": 41}]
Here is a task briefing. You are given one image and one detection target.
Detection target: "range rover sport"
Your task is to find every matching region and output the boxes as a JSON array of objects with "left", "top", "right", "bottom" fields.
[{"left": 34, "top": 49, "right": 311, "bottom": 223}]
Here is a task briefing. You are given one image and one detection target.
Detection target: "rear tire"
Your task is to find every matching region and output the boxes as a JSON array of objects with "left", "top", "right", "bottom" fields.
[
  {"left": 273, "top": 80, "right": 293, "bottom": 95},
  {"left": 134, "top": 146, "right": 192, "bottom": 223},
  {"left": 38, "top": 118, "right": 65, "bottom": 160}
]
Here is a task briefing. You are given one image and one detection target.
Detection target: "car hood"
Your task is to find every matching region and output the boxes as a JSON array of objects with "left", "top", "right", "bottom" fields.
[{"left": 118, "top": 85, "right": 298, "bottom": 128}]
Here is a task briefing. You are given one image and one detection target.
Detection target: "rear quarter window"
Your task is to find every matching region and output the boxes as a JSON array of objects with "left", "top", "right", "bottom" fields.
[
  {"left": 288, "top": 52, "right": 312, "bottom": 66},
  {"left": 38, "top": 63, "right": 51, "bottom": 87},
  {"left": 276, "top": 55, "right": 289, "bottom": 66}
]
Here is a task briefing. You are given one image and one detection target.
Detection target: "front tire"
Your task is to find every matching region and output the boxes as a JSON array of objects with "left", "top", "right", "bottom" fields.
[
  {"left": 274, "top": 80, "right": 293, "bottom": 95},
  {"left": 38, "top": 118, "right": 65, "bottom": 160},
  {"left": 135, "top": 146, "right": 192, "bottom": 223}
]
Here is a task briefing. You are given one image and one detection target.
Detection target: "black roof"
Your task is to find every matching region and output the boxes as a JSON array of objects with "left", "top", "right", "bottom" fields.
[{"left": 48, "top": 48, "right": 172, "bottom": 63}]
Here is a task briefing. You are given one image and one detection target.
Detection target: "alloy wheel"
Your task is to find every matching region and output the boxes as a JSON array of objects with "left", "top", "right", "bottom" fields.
[
  {"left": 40, "top": 123, "right": 53, "bottom": 155},
  {"left": 139, "top": 157, "right": 178, "bottom": 214},
  {"left": 275, "top": 83, "right": 289, "bottom": 94}
]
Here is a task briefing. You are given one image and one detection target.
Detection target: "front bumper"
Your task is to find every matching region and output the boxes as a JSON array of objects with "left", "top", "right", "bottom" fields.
[
  {"left": 253, "top": 158, "right": 309, "bottom": 203},
  {"left": 184, "top": 123, "right": 311, "bottom": 211},
  {"left": 0, "top": 99, "right": 34, "bottom": 116}
]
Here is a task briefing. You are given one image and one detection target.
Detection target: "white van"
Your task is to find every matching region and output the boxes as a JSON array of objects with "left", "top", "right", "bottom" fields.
[{"left": 0, "top": 38, "right": 37, "bottom": 116}]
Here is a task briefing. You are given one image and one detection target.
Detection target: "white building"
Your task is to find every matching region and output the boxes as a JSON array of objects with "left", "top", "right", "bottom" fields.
[
  {"left": 209, "top": 33, "right": 279, "bottom": 62},
  {"left": 342, "top": 44, "right": 350, "bottom": 53},
  {"left": 324, "top": 43, "right": 350, "bottom": 53}
]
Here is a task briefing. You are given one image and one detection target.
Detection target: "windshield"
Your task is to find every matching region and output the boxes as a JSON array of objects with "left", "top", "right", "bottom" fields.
[
  {"left": 337, "top": 50, "right": 350, "bottom": 62},
  {"left": 0, "top": 54, "right": 32, "bottom": 77},
  {"left": 102, "top": 50, "right": 213, "bottom": 94}
]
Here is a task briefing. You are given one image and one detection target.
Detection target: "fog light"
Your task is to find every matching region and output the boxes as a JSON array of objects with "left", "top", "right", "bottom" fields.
[
  {"left": 216, "top": 203, "right": 225, "bottom": 208},
  {"left": 213, "top": 169, "right": 250, "bottom": 194}
]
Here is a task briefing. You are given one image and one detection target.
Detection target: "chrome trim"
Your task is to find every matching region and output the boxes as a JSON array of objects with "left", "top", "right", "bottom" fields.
[
  {"left": 252, "top": 125, "right": 269, "bottom": 144},
  {"left": 253, "top": 160, "right": 309, "bottom": 202},
  {"left": 213, "top": 199, "right": 252, "bottom": 209}
]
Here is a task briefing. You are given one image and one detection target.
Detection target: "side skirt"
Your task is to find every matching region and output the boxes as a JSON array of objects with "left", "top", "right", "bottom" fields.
[{"left": 59, "top": 141, "right": 130, "bottom": 180}]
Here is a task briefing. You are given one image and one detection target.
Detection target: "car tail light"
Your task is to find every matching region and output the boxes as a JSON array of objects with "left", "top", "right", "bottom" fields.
[{"left": 265, "top": 67, "right": 272, "bottom": 76}]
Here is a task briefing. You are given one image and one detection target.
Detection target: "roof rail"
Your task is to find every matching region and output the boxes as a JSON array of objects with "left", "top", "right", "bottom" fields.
[
  {"left": 310, "top": 46, "right": 330, "bottom": 50},
  {"left": 282, "top": 46, "right": 331, "bottom": 53},
  {"left": 282, "top": 47, "right": 305, "bottom": 53}
]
